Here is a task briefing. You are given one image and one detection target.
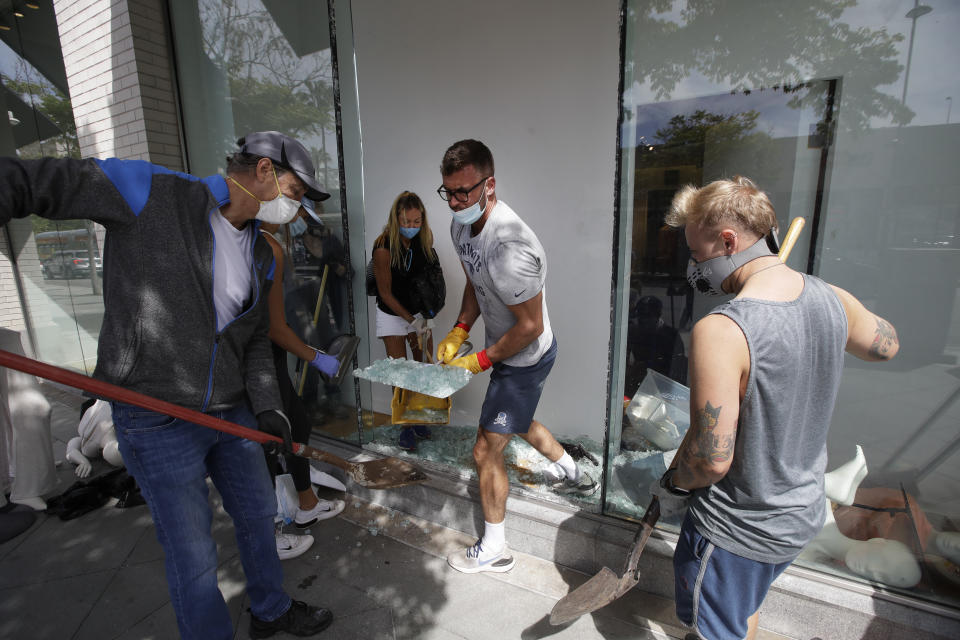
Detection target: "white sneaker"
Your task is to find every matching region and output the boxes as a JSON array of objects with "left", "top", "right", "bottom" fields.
[
  {"left": 295, "top": 498, "right": 346, "bottom": 528},
  {"left": 276, "top": 531, "right": 314, "bottom": 560},
  {"left": 447, "top": 540, "right": 515, "bottom": 574},
  {"left": 549, "top": 470, "right": 599, "bottom": 497}
]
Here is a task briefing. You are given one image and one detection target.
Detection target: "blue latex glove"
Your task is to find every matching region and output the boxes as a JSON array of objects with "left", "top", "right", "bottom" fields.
[{"left": 309, "top": 349, "right": 340, "bottom": 377}]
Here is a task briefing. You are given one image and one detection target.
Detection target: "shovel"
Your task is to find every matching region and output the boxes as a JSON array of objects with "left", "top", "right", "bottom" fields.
[
  {"left": 549, "top": 216, "right": 807, "bottom": 625},
  {"left": 550, "top": 497, "right": 660, "bottom": 625},
  {"left": 0, "top": 349, "right": 428, "bottom": 490}
]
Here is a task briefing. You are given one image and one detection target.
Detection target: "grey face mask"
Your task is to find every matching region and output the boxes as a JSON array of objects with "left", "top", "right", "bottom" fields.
[{"left": 686, "top": 236, "right": 774, "bottom": 296}]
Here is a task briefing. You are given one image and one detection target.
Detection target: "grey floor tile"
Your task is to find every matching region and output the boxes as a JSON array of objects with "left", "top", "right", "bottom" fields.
[
  {"left": 73, "top": 558, "right": 170, "bottom": 640},
  {"left": 0, "top": 506, "right": 45, "bottom": 562},
  {"left": 0, "top": 505, "right": 151, "bottom": 589},
  {"left": 0, "top": 569, "right": 115, "bottom": 640},
  {"left": 109, "top": 601, "right": 179, "bottom": 640}
]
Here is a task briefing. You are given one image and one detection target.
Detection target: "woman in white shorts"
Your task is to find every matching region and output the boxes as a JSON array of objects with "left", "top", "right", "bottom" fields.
[{"left": 371, "top": 191, "right": 444, "bottom": 450}]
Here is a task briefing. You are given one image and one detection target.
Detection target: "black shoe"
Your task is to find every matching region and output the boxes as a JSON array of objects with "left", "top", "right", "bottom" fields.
[
  {"left": 397, "top": 427, "right": 417, "bottom": 451},
  {"left": 249, "top": 600, "right": 333, "bottom": 638}
]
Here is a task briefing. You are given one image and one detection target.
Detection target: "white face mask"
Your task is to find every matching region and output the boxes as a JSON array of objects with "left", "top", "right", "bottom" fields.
[
  {"left": 230, "top": 166, "right": 301, "bottom": 225},
  {"left": 451, "top": 180, "right": 488, "bottom": 225}
]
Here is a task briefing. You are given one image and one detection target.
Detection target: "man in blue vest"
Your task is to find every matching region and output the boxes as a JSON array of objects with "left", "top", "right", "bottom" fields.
[{"left": 0, "top": 131, "right": 338, "bottom": 639}]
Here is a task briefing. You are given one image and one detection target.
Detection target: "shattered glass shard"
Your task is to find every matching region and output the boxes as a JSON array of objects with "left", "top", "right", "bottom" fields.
[{"left": 353, "top": 358, "right": 473, "bottom": 398}]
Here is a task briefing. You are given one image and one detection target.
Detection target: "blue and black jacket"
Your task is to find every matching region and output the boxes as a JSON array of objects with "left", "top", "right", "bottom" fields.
[{"left": 0, "top": 156, "right": 281, "bottom": 415}]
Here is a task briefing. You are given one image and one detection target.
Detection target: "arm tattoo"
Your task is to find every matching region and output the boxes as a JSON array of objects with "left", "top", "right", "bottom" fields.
[
  {"left": 686, "top": 400, "right": 734, "bottom": 464},
  {"left": 868, "top": 317, "right": 898, "bottom": 360}
]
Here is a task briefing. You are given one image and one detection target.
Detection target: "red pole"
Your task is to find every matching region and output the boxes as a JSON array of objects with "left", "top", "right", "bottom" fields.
[{"left": 0, "top": 349, "right": 304, "bottom": 455}]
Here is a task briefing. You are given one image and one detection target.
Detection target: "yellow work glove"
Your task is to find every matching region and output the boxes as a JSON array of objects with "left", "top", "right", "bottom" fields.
[
  {"left": 436, "top": 325, "right": 469, "bottom": 364},
  {"left": 448, "top": 350, "right": 492, "bottom": 374}
]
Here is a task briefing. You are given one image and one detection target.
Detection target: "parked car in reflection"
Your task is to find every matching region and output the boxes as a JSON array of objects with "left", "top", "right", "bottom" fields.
[{"left": 42, "top": 250, "right": 103, "bottom": 279}]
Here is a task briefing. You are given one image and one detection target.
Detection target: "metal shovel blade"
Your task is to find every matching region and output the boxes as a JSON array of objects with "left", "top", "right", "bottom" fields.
[
  {"left": 300, "top": 444, "right": 429, "bottom": 489},
  {"left": 549, "top": 497, "right": 661, "bottom": 625},
  {"left": 549, "top": 567, "right": 621, "bottom": 625}
]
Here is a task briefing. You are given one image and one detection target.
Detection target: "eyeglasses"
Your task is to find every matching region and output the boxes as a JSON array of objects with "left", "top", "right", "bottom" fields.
[{"left": 436, "top": 177, "right": 490, "bottom": 203}]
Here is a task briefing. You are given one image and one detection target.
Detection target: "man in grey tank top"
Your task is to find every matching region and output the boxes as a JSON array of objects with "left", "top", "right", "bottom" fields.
[
  {"left": 435, "top": 140, "right": 599, "bottom": 575},
  {"left": 650, "top": 177, "right": 899, "bottom": 640}
]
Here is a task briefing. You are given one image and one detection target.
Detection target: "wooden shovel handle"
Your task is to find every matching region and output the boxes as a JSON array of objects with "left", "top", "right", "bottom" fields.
[{"left": 779, "top": 217, "right": 805, "bottom": 262}]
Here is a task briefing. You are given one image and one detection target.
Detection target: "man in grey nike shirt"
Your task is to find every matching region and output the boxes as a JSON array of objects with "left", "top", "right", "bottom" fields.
[{"left": 435, "top": 139, "right": 598, "bottom": 574}]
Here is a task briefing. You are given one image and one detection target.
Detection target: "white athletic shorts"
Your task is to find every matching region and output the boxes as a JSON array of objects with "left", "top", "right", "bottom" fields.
[{"left": 375, "top": 307, "right": 434, "bottom": 338}]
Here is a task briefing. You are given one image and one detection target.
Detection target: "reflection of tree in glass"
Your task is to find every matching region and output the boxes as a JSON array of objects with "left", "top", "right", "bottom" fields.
[
  {"left": 626, "top": 0, "right": 911, "bottom": 131},
  {"left": 641, "top": 109, "right": 778, "bottom": 179},
  {"left": 30, "top": 217, "right": 84, "bottom": 234},
  {"left": 3, "top": 74, "right": 80, "bottom": 159},
  {"left": 198, "top": 0, "right": 336, "bottom": 183}
]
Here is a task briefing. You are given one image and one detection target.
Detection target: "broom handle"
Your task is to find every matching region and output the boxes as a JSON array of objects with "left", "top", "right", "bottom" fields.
[
  {"left": 297, "top": 264, "right": 330, "bottom": 396},
  {"left": 0, "top": 348, "right": 319, "bottom": 456}
]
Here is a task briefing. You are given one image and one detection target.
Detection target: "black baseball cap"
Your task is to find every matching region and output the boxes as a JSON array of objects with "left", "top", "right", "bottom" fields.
[{"left": 237, "top": 131, "right": 330, "bottom": 202}]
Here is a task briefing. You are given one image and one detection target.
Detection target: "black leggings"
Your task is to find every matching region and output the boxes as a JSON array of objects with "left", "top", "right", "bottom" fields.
[{"left": 266, "top": 344, "right": 312, "bottom": 492}]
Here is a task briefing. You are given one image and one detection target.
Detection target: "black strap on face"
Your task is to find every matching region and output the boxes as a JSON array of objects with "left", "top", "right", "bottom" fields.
[{"left": 765, "top": 225, "right": 781, "bottom": 254}]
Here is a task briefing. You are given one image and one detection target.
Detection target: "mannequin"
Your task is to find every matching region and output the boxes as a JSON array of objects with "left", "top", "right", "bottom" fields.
[
  {"left": 0, "top": 328, "right": 58, "bottom": 511},
  {"left": 65, "top": 400, "right": 123, "bottom": 478},
  {"left": 802, "top": 445, "right": 960, "bottom": 588}
]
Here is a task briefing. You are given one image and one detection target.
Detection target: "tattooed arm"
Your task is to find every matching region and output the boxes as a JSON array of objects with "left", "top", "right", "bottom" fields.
[
  {"left": 670, "top": 314, "right": 749, "bottom": 490},
  {"left": 830, "top": 285, "right": 900, "bottom": 362}
]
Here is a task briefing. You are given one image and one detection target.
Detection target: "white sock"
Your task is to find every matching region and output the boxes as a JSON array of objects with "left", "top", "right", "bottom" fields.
[
  {"left": 481, "top": 520, "right": 505, "bottom": 553},
  {"left": 554, "top": 451, "right": 580, "bottom": 482}
]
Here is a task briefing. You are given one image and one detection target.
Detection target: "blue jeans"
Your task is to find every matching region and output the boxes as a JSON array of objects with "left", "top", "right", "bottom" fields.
[{"left": 112, "top": 402, "right": 290, "bottom": 640}]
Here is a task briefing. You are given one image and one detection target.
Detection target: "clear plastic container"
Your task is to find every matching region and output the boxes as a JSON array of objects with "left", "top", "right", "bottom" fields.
[{"left": 624, "top": 369, "right": 690, "bottom": 450}]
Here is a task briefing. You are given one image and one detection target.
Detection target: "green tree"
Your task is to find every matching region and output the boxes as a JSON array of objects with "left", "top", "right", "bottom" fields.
[
  {"left": 3, "top": 76, "right": 80, "bottom": 158},
  {"left": 639, "top": 109, "right": 779, "bottom": 180},
  {"left": 625, "top": 0, "right": 910, "bottom": 132}
]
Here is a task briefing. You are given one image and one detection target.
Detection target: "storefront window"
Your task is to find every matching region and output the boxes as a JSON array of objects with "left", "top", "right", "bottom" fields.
[
  {"left": 168, "top": 0, "right": 359, "bottom": 442},
  {"left": 1, "top": 4, "right": 103, "bottom": 373},
  {"left": 610, "top": 0, "right": 960, "bottom": 608}
]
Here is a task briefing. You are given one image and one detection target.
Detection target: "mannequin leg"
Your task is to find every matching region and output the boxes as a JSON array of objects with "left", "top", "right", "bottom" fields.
[
  {"left": 8, "top": 379, "right": 57, "bottom": 510},
  {"left": 824, "top": 445, "right": 867, "bottom": 506}
]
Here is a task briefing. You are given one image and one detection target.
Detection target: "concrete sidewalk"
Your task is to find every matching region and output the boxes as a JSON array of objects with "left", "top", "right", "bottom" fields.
[{"left": 0, "top": 384, "right": 719, "bottom": 640}]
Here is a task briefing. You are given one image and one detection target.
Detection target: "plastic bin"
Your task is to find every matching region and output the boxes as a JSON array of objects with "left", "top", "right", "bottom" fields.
[{"left": 391, "top": 387, "right": 451, "bottom": 424}]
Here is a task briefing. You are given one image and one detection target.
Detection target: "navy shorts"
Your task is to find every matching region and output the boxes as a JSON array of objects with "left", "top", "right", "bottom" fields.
[
  {"left": 479, "top": 338, "right": 557, "bottom": 434},
  {"left": 674, "top": 512, "right": 792, "bottom": 640}
]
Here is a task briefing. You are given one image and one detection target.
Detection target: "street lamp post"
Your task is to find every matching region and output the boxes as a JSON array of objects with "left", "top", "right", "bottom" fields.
[{"left": 901, "top": 1, "right": 933, "bottom": 109}]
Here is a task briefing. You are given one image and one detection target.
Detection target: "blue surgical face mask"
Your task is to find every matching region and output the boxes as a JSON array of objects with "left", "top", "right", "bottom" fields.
[
  {"left": 399, "top": 226, "right": 420, "bottom": 239},
  {"left": 289, "top": 216, "right": 307, "bottom": 237},
  {"left": 451, "top": 180, "right": 488, "bottom": 225}
]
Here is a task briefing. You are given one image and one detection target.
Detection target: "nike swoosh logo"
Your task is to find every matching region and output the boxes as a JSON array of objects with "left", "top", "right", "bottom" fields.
[{"left": 514, "top": 289, "right": 525, "bottom": 297}]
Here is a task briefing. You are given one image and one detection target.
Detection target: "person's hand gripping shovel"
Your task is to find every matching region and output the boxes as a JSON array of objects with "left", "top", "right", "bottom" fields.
[
  {"left": 0, "top": 351, "right": 428, "bottom": 490},
  {"left": 549, "top": 216, "right": 807, "bottom": 626}
]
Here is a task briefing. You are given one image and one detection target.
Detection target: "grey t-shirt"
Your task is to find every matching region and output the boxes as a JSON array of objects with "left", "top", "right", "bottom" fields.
[
  {"left": 451, "top": 201, "right": 553, "bottom": 367},
  {"left": 688, "top": 274, "right": 848, "bottom": 563}
]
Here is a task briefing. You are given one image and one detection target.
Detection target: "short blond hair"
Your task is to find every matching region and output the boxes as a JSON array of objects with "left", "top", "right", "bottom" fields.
[{"left": 665, "top": 176, "right": 777, "bottom": 237}]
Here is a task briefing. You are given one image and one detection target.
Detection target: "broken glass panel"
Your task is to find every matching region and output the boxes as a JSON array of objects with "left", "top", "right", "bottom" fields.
[
  {"left": 353, "top": 357, "right": 473, "bottom": 398},
  {"left": 364, "top": 423, "right": 604, "bottom": 508}
]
